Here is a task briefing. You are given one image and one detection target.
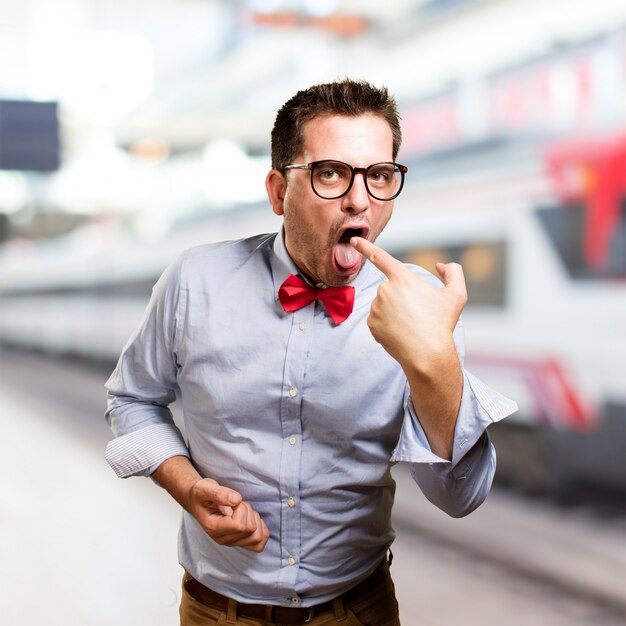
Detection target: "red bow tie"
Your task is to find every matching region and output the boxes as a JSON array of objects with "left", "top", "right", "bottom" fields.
[{"left": 278, "top": 274, "right": 355, "bottom": 325}]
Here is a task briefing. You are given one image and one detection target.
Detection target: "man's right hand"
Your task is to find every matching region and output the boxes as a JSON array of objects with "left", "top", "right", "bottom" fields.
[
  {"left": 152, "top": 456, "right": 269, "bottom": 553},
  {"left": 187, "top": 478, "right": 270, "bottom": 553}
]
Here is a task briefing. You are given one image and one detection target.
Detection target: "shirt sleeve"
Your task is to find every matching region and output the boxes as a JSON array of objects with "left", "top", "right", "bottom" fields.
[
  {"left": 390, "top": 313, "right": 518, "bottom": 517},
  {"left": 104, "top": 257, "right": 190, "bottom": 478},
  {"left": 391, "top": 370, "right": 517, "bottom": 516}
]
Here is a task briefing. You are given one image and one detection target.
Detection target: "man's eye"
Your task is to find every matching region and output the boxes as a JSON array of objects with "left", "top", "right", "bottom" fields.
[
  {"left": 316, "top": 163, "right": 349, "bottom": 183},
  {"left": 319, "top": 169, "right": 338, "bottom": 179},
  {"left": 368, "top": 168, "right": 393, "bottom": 183}
]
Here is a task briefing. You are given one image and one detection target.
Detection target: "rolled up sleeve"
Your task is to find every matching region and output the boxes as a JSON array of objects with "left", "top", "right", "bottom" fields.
[
  {"left": 104, "top": 257, "right": 189, "bottom": 478},
  {"left": 391, "top": 370, "right": 518, "bottom": 516},
  {"left": 105, "top": 422, "right": 189, "bottom": 478}
]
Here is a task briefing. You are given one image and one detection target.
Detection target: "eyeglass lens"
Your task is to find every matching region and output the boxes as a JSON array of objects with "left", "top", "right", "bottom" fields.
[{"left": 311, "top": 161, "right": 403, "bottom": 200}]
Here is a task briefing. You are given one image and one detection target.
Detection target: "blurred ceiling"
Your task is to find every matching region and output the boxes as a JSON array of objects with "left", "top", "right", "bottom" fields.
[
  {"left": 1, "top": 0, "right": 423, "bottom": 154},
  {"left": 2, "top": 0, "right": 626, "bottom": 159},
  {"left": 0, "top": 0, "right": 623, "bottom": 157}
]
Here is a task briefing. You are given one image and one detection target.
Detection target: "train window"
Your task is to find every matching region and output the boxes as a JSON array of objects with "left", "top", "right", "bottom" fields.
[
  {"left": 536, "top": 198, "right": 626, "bottom": 279},
  {"left": 398, "top": 241, "right": 507, "bottom": 308}
]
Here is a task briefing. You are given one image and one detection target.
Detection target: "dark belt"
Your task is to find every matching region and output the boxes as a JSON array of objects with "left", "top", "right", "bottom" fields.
[{"left": 183, "top": 557, "right": 388, "bottom": 625}]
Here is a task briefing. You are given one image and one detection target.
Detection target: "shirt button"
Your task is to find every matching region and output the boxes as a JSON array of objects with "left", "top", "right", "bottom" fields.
[
  {"left": 289, "top": 387, "right": 297, "bottom": 398},
  {"left": 291, "top": 597, "right": 300, "bottom": 604},
  {"left": 299, "top": 322, "right": 306, "bottom": 332},
  {"left": 288, "top": 556, "right": 296, "bottom": 566},
  {"left": 289, "top": 436, "right": 297, "bottom": 446},
  {"left": 287, "top": 497, "right": 296, "bottom": 507}
]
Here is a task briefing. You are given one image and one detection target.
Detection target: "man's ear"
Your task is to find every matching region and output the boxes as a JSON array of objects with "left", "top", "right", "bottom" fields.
[{"left": 266, "top": 169, "right": 287, "bottom": 216}]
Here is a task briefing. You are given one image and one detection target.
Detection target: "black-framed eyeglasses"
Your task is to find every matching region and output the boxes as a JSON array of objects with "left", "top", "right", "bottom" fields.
[{"left": 283, "top": 159, "right": 408, "bottom": 201}]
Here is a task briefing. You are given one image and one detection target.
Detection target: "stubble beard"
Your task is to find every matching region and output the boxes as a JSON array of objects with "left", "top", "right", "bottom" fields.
[{"left": 286, "top": 214, "right": 385, "bottom": 287}]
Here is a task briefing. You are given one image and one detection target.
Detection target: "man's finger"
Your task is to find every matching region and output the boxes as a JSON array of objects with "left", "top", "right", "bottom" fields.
[
  {"left": 195, "top": 479, "right": 242, "bottom": 509},
  {"left": 207, "top": 506, "right": 268, "bottom": 549},
  {"left": 231, "top": 501, "right": 258, "bottom": 533},
  {"left": 217, "top": 529, "right": 268, "bottom": 552},
  {"left": 225, "top": 516, "right": 270, "bottom": 552},
  {"left": 435, "top": 262, "right": 467, "bottom": 296},
  {"left": 207, "top": 514, "right": 247, "bottom": 537},
  {"left": 350, "top": 237, "right": 405, "bottom": 279}
]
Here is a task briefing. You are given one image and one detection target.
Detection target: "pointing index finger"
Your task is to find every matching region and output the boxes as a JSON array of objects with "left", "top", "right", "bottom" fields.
[{"left": 350, "top": 236, "right": 404, "bottom": 279}]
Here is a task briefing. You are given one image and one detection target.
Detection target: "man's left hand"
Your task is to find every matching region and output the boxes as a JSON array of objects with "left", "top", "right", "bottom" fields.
[{"left": 350, "top": 236, "right": 467, "bottom": 369}]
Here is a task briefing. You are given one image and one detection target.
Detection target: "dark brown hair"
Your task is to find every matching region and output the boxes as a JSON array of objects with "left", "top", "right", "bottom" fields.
[{"left": 270, "top": 79, "right": 402, "bottom": 172}]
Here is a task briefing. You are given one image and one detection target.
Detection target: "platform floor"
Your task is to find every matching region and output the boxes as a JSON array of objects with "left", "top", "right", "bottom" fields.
[{"left": 1, "top": 349, "right": 624, "bottom": 625}]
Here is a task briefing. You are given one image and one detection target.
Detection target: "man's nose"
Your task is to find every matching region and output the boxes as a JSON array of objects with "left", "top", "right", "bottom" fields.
[{"left": 342, "top": 171, "right": 370, "bottom": 214}]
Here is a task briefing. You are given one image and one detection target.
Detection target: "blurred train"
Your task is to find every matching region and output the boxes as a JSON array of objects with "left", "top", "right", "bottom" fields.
[{"left": 0, "top": 132, "right": 625, "bottom": 498}]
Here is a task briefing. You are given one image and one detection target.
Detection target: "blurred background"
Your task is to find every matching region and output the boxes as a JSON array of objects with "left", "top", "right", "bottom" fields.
[{"left": 0, "top": 0, "right": 624, "bottom": 624}]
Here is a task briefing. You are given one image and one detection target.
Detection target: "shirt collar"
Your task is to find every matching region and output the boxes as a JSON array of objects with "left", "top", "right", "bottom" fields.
[{"left": 270, "top": 228, "right": 300, "bottom": 300}]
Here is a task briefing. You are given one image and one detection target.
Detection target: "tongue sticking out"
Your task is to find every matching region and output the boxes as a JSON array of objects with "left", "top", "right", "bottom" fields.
[
  {"left": 333, "top": 229, "right": 364, "bottom": 272},
  {"left": 334, "top": 240, "right": 360, "bottom": 270}
]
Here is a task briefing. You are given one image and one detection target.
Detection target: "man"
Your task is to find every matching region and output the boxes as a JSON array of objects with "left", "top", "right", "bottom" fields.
[{"left": 105, "top": 79, "right": 517, "bottom": 625}]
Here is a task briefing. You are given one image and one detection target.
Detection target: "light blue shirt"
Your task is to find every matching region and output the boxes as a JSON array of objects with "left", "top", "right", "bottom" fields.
[{"left": 105, "top": 231, "right": 517, "bottom": 607}]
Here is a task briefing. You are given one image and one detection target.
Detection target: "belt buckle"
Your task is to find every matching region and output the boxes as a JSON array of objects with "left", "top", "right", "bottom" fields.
[{"left": 303, "top": 607, "right": 315, "bottom": 623}]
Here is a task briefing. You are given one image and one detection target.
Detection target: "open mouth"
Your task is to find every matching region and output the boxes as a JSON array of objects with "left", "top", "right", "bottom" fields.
[
  {"left": 337, "top": 226, "right": 367, "bottom": 244},
  {"left": 333, "top": 224, "right": 370, "bottom": 274}
]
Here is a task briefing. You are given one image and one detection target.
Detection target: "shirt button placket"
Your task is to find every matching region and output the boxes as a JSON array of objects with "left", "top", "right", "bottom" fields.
[{"left": 278, "top": 311, "right": 311, "bottom": 597}]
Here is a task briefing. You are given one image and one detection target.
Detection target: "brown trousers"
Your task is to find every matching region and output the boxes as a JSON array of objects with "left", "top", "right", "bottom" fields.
[{"left": 179, "top": 563, "right": 401, "bottom": 626}]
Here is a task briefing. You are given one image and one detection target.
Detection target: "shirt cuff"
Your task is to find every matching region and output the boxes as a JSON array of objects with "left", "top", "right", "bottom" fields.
[
  {"left": 105, "top": 422, "right": 190, "bottom": 478},
  {"left": 390, "top": 370, "right": 518, "bottom": 467}
]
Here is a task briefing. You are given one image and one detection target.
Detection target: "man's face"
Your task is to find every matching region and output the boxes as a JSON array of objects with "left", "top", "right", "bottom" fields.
[{"left": 269, "top": 114, "right": 396, "bottom": 287}]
